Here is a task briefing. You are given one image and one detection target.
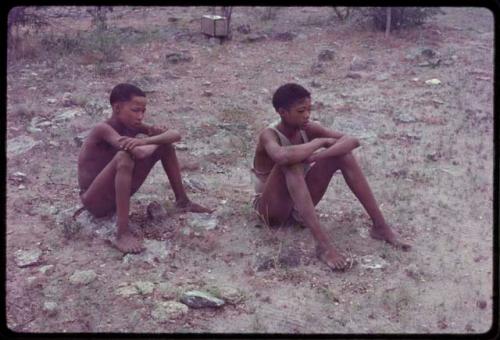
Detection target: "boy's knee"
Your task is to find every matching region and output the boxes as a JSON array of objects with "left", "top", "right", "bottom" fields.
[
  {"left": 337, "top": 152, "right": 355, "bottom": 166},
  {"left": 115, "top": 151, "right": 135, "bottom": 171},
  {"left": 158, "top": 143, "right": 175, "bottom": 154}
]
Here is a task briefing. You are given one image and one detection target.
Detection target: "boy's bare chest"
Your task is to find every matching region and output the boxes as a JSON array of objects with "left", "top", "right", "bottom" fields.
[{"left": 286, "top": 134, "right": 304, "bottom": 145}]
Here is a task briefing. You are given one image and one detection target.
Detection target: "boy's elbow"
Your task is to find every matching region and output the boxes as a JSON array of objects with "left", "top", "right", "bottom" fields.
[
  {"left": 352, "top": 137, "right": 360, "bottom": 148},
  {"left": 274, "top": 150, "right": 289, "bottom": 166}
]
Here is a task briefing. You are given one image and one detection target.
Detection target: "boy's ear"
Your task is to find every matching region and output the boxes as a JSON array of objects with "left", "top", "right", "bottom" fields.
[
  {"left": 277, "top": 107, "right": 287, "bottom": 117},
  {"left": 112, "top": 102, "right": 121, "bottom": 114}
]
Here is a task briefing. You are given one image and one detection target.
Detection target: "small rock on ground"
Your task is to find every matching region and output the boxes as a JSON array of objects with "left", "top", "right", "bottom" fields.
[
  {"left": 151, "top": 301, "right": 189, "bottom": 322},
  {"left": 273, "top": 32, "right": 296, "bottom": 41},
  {"left": 360, "top": 255, "right": 388, "bottom": 269},
  {"left": 216, "top": 285, "right": 245, "bottom": 305},
  {"left": 115, "top": 284, "right": 139, "bottom": 297},
  {"left": 242, "top": 34, "right": 267, "bottom": 43},
  {"left": 393, "top": 112, "right": 418, "bottom": 124},
  {"left": 318, "top": 49, "right": 335, "bottom": 62},
  {"left": 43, "top": 301, "right": 58, "bottom": 316},
  {"left": 165, "top": 52, "right": 193, "bottom": 64},
  {"left": 310, "top": 62, "right": 324, "bottom": 75},
  {"left": 236, "top": 24, "right": 251, "bottom": 34},
  {"left": 39, "top": 264, "right": 55, "bottom": 275},
  {"left": 134, "top": 281, "right": 155, "bottom": 295},
  {"left": 69, "top": 270, "right": 97, "bottom": 285}
]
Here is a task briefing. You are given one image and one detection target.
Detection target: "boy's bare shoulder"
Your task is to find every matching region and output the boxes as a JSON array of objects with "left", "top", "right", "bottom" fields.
[{"left": 258, "top": 126, "right": 280, "bottom": 144}]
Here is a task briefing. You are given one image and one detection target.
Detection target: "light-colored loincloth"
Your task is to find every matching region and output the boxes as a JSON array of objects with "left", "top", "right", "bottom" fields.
[{"left": 250, "top": 166, "right": 311, "bottom": 225}]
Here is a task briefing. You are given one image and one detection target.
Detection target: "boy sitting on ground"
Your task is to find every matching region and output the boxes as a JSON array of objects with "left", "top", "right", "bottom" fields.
[
  {"left": 78, "top": 83, "right": 211, "bottom": 254},
  {"left": 251, "top": 83, "right": 410, "bottom": 271}
]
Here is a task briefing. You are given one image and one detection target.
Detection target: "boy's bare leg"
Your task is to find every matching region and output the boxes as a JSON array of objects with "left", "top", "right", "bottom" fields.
[
  {"left": 157, "top": 144, "right": 212, "bottom": 213},
  {"left": 81, "top": 151, "right": 152, "bottom": 253},
  {"left": 256, "top": 164, "right": 349, "bottom": 270},
  {"left": 82, "top": 145, "right": 162, "bottom": 253},
  {"left": 307, "top": 152, "right": 410, "bottom": 251}
]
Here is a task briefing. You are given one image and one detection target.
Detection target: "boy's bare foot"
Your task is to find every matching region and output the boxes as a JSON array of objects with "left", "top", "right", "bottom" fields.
[
  {"left": 370, "top": 224, "right": 411, "bottom": 251},
  {"left": 112, "top": 231, "right": 145, "bottom": 254},
  {"left": 175, "top": 199, "right": 214, "bottom": 213},
  {"left": 316, "top": 245, "right": 352, "bottom": 271}
]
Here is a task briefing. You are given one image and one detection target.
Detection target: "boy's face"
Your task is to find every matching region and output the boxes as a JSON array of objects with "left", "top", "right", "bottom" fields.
[
  {"left": 280, "top": 97, "right": 311, "bottom": 128},
  {"left": 114, "top": 95, "right": 147, "bottom": 129}
]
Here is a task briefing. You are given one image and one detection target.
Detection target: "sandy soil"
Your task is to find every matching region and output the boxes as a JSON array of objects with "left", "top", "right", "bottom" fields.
[{"left": 6, "top": 6, "right": 495, "bottom": 334}]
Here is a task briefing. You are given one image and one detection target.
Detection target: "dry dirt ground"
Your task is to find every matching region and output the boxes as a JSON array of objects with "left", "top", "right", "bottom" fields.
[{"left": 6, "top": 6, "right": 495, "bottom": 335}]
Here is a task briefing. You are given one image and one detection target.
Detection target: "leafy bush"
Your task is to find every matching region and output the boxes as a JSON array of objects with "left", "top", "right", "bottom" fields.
[
  {"left": 86, "top": 6, "right": 113, "bottom": 32},
  {"left": 362, "top": 7, "right": 441, "bottom": 31},
  {"left": 8, "top": 6, "right": 48, "bottom": 39},
  {"left": 8, "top": 7, "right": 49, "bottom": 60}
]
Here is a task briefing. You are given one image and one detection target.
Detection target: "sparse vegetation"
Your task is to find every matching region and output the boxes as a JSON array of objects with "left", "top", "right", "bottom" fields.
[{"left": 362, "top": 7, "right": 442, "bottom": 31}]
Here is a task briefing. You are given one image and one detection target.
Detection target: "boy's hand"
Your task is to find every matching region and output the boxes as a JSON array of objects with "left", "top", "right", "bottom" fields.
[
  {"left": 147, "top": 125, "right": 167, "bottom": 136},
  {"left": 118, "top": 137, "right": 146, "bottom": 151},
  {"left": 305, "top": 152, "right": 319, "bottom": 164},
  {"left": 321, "top": 137, "right": 337, "bottom": 148}
]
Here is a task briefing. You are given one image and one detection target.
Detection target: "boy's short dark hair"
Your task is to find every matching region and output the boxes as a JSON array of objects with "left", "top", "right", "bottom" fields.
[
  {"left": 272, "top": 83, "right": 311, "bottom": 112},
  {"left": 110, "top": 83, "right": 146, "bottom": 105}
]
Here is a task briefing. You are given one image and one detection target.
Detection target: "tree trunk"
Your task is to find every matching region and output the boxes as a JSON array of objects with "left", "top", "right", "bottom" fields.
[{"left": 385, "top": 7, "right": 392, "bottom": 38}]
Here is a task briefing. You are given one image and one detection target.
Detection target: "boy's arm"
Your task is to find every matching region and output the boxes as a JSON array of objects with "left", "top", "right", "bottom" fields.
[
  {"left": 93, "top": 123, "right": 127, "bottom": 149},
  {"left": 304, "top": 122, "right": 360, "bottom": 163},
  {"left": 260, "top": 128, "right": 332, "bottom": 166},
  {"left": 93, "top": 123, "right": 161, "bottom": 159},
  {"left": 117, "top": 130, "right": 181, "bottom": 153},
  {"left": 137, "top": 123, "right": 168, "bottom": 137}
]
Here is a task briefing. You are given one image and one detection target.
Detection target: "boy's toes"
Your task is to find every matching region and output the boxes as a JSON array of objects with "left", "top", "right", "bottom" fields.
[{"left": 112, "top": 234, "right": 145, "bottom": 254}]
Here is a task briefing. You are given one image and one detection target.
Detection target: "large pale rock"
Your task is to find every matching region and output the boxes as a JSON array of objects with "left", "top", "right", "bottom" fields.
[
  {"left": 180, "top": 290, "right": 225, "bottom": 308},
  {"left": 122, "top": 239, "right": 171, "bottom": 266},
  {"left": 186, "top": 213, "right": 218, "bottom": 231},
  {"left": 15, "top": 249, "right": 42, "bottom": 268},
  {"left": 7, "top": 135, "right": 41, "bottom": 158}
]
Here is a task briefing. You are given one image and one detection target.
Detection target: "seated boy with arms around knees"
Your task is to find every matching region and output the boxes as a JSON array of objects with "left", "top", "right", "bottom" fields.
[
  {"left": 78, "top": 83, "right": 212, "bottom": 254},
  {"left": 252, "top": 83, "right": 410, "bottom": 271}
]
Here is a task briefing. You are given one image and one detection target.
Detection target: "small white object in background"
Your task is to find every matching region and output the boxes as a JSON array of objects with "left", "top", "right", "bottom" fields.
[{"left": 201, "top": 15, "right": 228, "bottom": 37}]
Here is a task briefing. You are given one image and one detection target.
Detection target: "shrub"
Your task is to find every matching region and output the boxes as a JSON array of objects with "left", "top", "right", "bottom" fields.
[
  {"left": 362, "top": 7, "right": 441, "bottom": 31},
  {"left": 86, "top": 6, "right": 113, "bottom": 32},
  {"left": 8, "top": 7, "right": 49, "bottom": 60},
  {"left": 8, "top": 6, "right": 48, "bottom": 40}
]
